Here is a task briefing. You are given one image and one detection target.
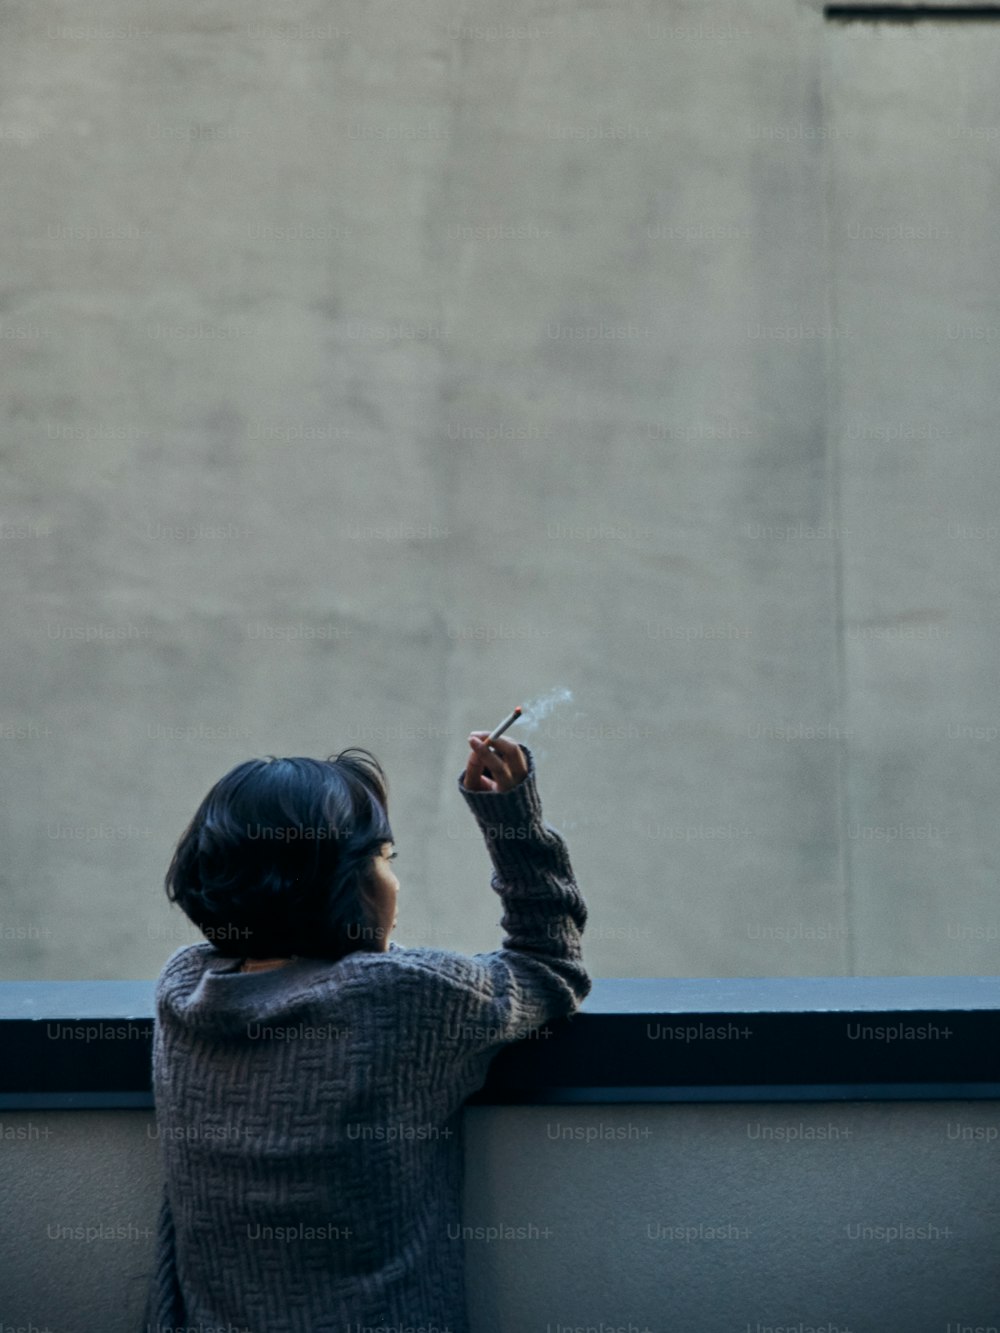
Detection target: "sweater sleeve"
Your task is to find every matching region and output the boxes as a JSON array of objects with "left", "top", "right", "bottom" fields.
[
  {"left": 141, "top": 1180, "right": 186, "bottom": 1333},
  {"left": 435, "top": 742, "right": 590, "bottom": 1056}
]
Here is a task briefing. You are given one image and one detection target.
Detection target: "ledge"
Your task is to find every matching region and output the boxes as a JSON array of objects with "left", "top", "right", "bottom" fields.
[{"left": 2, "top": 975, "right": 999, "bottom": 1108}]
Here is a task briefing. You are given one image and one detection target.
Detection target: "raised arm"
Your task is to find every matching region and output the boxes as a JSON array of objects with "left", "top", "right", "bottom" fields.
[{"left": 437, "top": 734, "right": 590, "bottom": 1056}]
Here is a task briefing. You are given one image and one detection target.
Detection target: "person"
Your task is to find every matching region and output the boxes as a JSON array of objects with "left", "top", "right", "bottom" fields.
[{"left": 142, "top": 728, "right": 590, "bottom": 1333}]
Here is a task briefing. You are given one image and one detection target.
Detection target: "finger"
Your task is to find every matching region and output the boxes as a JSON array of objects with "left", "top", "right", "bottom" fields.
[
  {"left": 470, "top": 735, "right": 508, "bottom": 771},
  {"left": 469, "top": 735, "right": 511, "bottom": 787},
  {"left": 464, "top": 764, "right": 495, "bottom": 792},
  {"left": 464, "top": 736, "right": 495, "bottom": 791},
  {"left": 481, "top": 733, "right": 520, "bottom": 759},
  {"left": 480, "top": 734, "right": 525, "bottom": 778}
]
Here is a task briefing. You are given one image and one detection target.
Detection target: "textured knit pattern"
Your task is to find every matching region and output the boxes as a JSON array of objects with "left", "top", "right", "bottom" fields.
[{"left": 143, "top": 744, "right": 589, "bottom": 1333}]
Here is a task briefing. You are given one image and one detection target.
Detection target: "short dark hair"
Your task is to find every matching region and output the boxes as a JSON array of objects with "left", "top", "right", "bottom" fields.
[{"left": 164, "top": 748, "right": 393, "bottom": 960}]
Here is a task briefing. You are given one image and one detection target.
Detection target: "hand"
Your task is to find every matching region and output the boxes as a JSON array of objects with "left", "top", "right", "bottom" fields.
[{"left": 462, "top": 732, "right": 529, "bottom": 794}]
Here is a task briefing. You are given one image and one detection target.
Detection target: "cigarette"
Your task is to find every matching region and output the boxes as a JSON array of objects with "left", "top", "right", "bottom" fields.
[{"left": 482, "top": 706, "right": 523, "bottom": 749}]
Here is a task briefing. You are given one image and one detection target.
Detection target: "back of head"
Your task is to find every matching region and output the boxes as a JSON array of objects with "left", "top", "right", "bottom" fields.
[{"left": 163, "top": 748, "right": 392, "bottom": 961}]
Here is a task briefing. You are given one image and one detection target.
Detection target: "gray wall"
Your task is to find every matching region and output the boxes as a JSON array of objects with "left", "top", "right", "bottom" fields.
[
  {"left": 3, "top": 0, "right": 1000, "bottom": 981},
  {"left": 1, "top": 1101, "right": 998, "bottom": 1331}
]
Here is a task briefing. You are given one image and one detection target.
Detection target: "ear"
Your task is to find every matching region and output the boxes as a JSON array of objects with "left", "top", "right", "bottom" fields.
[{"left": 354, "top": 862, "right": 386, "bottom": 922}]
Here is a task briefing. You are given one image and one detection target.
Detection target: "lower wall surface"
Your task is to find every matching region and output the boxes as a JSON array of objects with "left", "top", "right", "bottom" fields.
[{"left": 1, "top": 1101, "right": 998, "bottom": 1332}]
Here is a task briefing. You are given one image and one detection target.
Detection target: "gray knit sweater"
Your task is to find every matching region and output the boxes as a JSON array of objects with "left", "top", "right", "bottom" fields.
[{"left": 143, "top": 745, "right": 589, "bottom": 1333}]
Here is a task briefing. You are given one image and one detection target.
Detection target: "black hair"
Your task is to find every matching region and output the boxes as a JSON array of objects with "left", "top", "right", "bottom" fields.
[{"left": 164, "top": 748, "right": 393, "bottom": 960}]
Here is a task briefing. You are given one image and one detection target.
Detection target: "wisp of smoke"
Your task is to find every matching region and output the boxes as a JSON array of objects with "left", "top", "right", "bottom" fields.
[{"left": 516, "top": 686, "right": 574, "bottom": 734}]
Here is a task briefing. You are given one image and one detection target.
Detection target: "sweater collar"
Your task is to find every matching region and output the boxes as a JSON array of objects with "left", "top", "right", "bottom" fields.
[{"left": 156, "top": 941, "right": 405, "bottom": 1035}]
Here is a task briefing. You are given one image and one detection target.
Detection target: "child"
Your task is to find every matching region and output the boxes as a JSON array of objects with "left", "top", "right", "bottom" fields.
[{"left": 143, "top": 729, "right": 590, "bottom": 1333}]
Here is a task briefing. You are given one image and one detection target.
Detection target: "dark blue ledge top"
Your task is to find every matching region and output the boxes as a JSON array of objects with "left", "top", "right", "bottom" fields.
[
  {"left": 3, "top": 975, "right": 1000, "bottom": 1104},
  {"left": 1, "top": 974, "right": 999, "bottom": 1020}
]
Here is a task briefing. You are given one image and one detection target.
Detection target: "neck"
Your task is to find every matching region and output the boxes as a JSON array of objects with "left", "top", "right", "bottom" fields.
[{"left": 240, "top": 956, "right": 294, "bottom": 972}]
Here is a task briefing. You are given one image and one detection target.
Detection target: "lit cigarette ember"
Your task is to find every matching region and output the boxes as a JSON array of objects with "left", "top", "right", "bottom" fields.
[{"left": 482, "top": 706, "right": 523, "bottom": 749}]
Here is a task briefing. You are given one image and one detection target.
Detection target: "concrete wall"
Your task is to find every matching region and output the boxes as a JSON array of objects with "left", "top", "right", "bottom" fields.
[
  {"left": 1, "top": 1101, "right": 998, "bottom": 1331},
  {"left": 3, "top": 0, "right": 999, "bottom": 981}
]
